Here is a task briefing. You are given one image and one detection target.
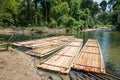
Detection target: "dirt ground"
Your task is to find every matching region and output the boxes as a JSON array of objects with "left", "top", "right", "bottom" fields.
[{"left": 0, "top": 49, "right": 43, "bottom": 80}]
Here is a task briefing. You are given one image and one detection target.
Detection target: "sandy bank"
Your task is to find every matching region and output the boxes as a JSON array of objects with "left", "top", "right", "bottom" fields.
[
  {"left": 0, "top": 49, "right": 41, "bottom": 80},
  {"left": 81, "top": 28, "right": 96, "bottom": 32}
]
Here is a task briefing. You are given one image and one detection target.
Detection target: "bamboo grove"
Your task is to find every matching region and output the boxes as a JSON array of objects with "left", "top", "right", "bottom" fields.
[{"left": 0, "top": 0, "right": 120, "bottom": 31}]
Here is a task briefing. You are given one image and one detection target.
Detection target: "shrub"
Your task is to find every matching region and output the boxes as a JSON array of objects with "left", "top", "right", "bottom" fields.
[{"left": 50, "top": 18, "right": 57, "bottom": 28}]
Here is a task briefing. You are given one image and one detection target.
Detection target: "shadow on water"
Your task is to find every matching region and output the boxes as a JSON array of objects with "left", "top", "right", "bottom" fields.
[{"left": 0, "top": 33, "right": 65, "bottom": 42}]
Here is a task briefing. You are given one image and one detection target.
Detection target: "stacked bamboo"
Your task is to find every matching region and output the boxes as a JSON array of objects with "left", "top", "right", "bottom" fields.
[
  {"left": 25, "top": 42, "right": 68, "bottom": 57},
  {"left": 37, "top": 39, "right": 83, "bottom": 74},
  {"left": 13, "top": 36, "right": 75, "bottom": 57},
  {"left": 13, "top": 36, "right": 74, "bottom": 48},
  {"left": 72, "top": 39, "right": 106, "bottom": 74},
  {"left": 13, "top": 37, "right": 106, "bottom": 74}
]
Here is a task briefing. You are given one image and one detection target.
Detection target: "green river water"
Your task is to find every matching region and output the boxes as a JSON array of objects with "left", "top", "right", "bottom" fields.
[{"left": 0, "top": 28, "right": 120, "bottom": 75}]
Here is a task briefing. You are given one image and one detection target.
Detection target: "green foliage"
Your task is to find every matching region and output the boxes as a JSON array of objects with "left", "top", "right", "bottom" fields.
[
  {"left": 2, "top": 0, "right": 19, "bottom": 25},
  {"left": 91, "top": 2, "right": 100, "bottom": 17},
  {"left": 0, "top": 34, "right": 14, "bottom": 51},
  {"left": 3, "top": 0, "right": 120, "bottom": 31},
  {"left": 50, "top": 2, "right": 70, "bottom": 20},
  {"left": 112, "top": 0, "right": 120, "bottom": 30},
  {"left": 9, "top": 26, "right": 16, "bottom": 29},
  {"left": 81, "top": 0, "right": 93, "bottom": 9},
  {"left": 100, "top": 0, "right": 107, "bottom": 12},
  {"left": 69, "top": 0, "right": 82, "bottom": 20},
  {"left": 95, "top": 19, "right": 103, "bottom": 25},
  {"left": 50, "top": 18, "right": 57, "bottom": 28},
  {"left": 57, "top": 15, "right": 71, "bottom": 27},
  {"left": 4, "top": 42, "right": 12, "bottom": 50},
  {"left": 1, "top": 13, "right": 14, "bottom": 26},
  {"left": 77, "top": 20, "right": 85, "bottom": 30},
  {"left": 31, "top": 27, "right": 43, "bottom": 31},
  {"left": 97, "top": 12, "right": 112, "bottom": 25}
]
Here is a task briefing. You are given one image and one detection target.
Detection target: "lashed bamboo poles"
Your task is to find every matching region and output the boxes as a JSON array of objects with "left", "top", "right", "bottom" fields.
[
  {"left": 72, "top": 39, "right": 106, "bottom": 74},
  {"left": 13, "top": 36, "right": 75, "bottom": 57},
  {"left": 37, "top": 39, "right": 83, "bottom": 74},
  {"left": 12, "top": 36, "right": 120, "bottom": 79},
  {"left": 26, "top": 44, "right": 65, "bottom": 57},
  {"left": 13, "top": 36, "right": 74, "bottom": 48}
]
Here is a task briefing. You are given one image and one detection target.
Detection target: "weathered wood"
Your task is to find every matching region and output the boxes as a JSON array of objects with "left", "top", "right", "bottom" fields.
[
  {"left": 37, "top": 39, "right": 83, "bottom": 74},
  {"left": 26, "top": 43, "right": 67, "bottom": 57},
  {"left": 72, "top": 39, "right": 106, "bottom": 74},
  {"left": 13, "top": 36, "right": 75, "bottom": 57},
  {"left": 13, "top": 36, "right": 74, "bottom": 47},
  {"left": 69, "top": 71, "right": 81, "bottom": 80},
  {"left": 80, "top": 72, "right": 91, "bottom": 80},
  {"left": 87, "top": 73, "right": 101, "bottom": 80},
  {"left": 72, "top": 71, "right": 85, "bottom": 80}
]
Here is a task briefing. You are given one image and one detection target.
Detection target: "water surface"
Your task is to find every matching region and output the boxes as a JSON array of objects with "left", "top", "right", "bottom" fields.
[
  {"left": 75, "top": 28, "right": 120, "bottom": 74},
  {"left": 0, "top": 28, "right": 120, "bottom": 74}
]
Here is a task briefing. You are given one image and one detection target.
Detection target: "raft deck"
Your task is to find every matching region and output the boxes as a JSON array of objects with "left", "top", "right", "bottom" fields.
[
  {"left": 25, "top": 42, "right": 68, "bottom": 57},
  {"left": 72, "top": 39, "right": 106, "bottom": 74},
  {"left": 13, "top": 37, "right": 106, "bottom": 74},
  {"left": 13, "top": 36, "right": 74, "bottom": 48},
  {"left": 13, "top": 36, "right": 76, "bottom": 57},
  {"left": 37, "top": 39, "right": 83, "bottom": 74}
]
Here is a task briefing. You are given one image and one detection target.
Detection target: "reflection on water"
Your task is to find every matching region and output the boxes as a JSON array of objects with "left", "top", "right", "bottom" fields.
[
  {"left": 0, "top": 28, "right": 120, "bottom": 74},
  {"left": 0, "top": 33, "right": 62, "bottom": 42}
]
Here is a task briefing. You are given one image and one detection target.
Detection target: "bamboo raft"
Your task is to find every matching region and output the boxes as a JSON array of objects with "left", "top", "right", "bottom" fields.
[
  {"left": 25, "top": 43, "right": 68, "bottom": 57},
  {"left": 72, "top": 39, "right": 106, "bottom": 74},
  {"left": 13, "top": 36, "right": 74, "bottom": 48},
  {"left": 12, "top": 37, "right": 120, "bottom": 79},
  {"left": 13, "top": 36, "right": 76, "bottom": 57},
  {"left": 37, "top": 39, "right": 83, "bottom": 74}
]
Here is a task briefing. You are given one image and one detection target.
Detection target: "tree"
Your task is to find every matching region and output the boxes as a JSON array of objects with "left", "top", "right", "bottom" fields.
[
  {"left": 91, "top": 2, "right": 100, "bottom": 18},
  {"left": 81, "top": 0, "right": 94, "bottom": 10},
  {"left": 33, "top": 0, "right": 39, "bottom": 26},
  {"left": 100, "top": 0, "right": 107, "bottom": 12},
  {"left": 0, "top": 0, "right": 19, "bottom": 26},
  {"left": 108, "top": 0, "right": 116, "bottom": 11},
  {"left": 69, "top": 0, "right": 82, "bottom": 21},
  {"left": 0, "top": 0, "right": 101, "bottom": 31},
  {"left": 50, "top": 2, "right": 70, "bottom": 21},
  {"left": 112, "top": 0, "right": 120, "bottom": 30}
]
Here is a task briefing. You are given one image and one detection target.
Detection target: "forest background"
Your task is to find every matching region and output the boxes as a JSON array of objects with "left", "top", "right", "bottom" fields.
[{"left": 0, "top": 0, "right": 120, "bottom": 31}]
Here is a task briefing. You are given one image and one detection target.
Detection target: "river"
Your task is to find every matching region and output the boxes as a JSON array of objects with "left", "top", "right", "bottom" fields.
[{"left": 0, "top": 28, "right": 120, "bottom": 76}]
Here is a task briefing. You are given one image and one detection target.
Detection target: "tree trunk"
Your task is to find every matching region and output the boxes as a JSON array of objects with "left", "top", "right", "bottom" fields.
[
  {"left": 45, "top": 2, "right": 47, "bottom": 23},
  {"left": 118, "top": 10, "right": 120, "bottom": 23},
  {"left": 34, "top": 1, "right": 38, "bottom": 26},
  {"left": 27, "top": 0, "right": 30, "bottom": 23}
]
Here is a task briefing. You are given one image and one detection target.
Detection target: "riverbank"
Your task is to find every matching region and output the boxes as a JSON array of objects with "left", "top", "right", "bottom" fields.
[
  {"left": 0, "top": 32, "right": 120, "bottom": 79},
  {"left": 0, "top": 27, "right": 98, "bottom": 35},
  {"left": 0, "top": 27, "right": 66, "bottom": 35},
  {"left": 80, "top": 28, "right": 96, "bottom": 32},
  {"left": 0, "top": 49, "right": 54, "bottom": 80},
  {"left": 0, "top": 49, "right": 40, "bottom": 80}
]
